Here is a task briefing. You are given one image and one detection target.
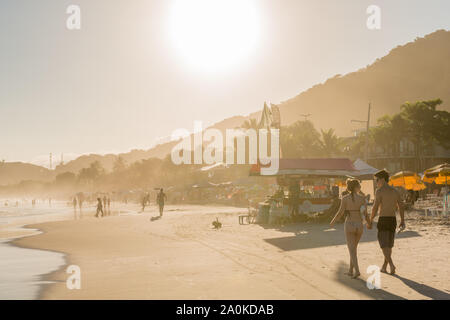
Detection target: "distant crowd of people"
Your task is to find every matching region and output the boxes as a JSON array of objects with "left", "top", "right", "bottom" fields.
[
  {"left": 3, "top": 198, "right": 49, "bottom": 207},
  {"left": 5, "top": 191, "right": 167, "bottom": 219}
]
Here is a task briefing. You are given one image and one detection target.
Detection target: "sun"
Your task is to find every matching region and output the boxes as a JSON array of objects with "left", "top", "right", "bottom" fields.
[{"left": 168, "top": 0, "right": 261, "bottom": 73}]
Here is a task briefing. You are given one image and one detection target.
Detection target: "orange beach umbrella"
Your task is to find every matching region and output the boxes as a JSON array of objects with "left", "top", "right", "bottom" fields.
[
  {"left": 389, "top": 171, "right": 426, "bottom": 191},
  {"left": 423, "top": 163, "right": 450, "bottom": 185}
]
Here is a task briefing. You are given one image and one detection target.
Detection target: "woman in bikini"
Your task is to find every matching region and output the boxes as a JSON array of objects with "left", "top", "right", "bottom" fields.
[{"left": 330, "top": 179, "right": 371, "bottom": 278}]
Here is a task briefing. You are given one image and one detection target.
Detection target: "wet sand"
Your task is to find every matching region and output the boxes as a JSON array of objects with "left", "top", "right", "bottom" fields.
[{"left": 8, "top": 205, "right": 450, "bottom": 299}]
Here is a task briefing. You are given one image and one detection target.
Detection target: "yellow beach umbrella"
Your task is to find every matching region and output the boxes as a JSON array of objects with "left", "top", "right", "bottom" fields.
[
  {"left": 404, "top": 182, "right": 427, "bottom": 191},
  {"left": 389, "top": 171, "right": 422, "bottom": 189},
  {"left": 423, "top": 163, "right": 450, "bottom": 185}
]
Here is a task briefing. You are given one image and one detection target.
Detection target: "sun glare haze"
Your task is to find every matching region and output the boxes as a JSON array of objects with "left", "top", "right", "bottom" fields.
[{"left": 167, "top": 0, "right": 261, "bottom": 73}]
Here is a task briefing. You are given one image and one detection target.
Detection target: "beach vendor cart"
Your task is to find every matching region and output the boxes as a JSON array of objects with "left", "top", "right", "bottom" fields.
[{"left": 250, "top": 158, "right": 357, "bottom": 224}]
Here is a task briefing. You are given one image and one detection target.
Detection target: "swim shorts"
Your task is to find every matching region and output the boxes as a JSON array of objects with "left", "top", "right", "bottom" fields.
[{"left": 377, "top": 216, "right": 397, "bottom": 248}]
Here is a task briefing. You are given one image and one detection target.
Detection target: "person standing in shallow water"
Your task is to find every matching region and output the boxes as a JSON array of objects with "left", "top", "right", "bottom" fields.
[
  {"left": 156, "top": 189, "right": 167, "bottom": 217},
  {"left": 330, "top": 179, "right": 371, "bottom": 279},
  {"left": 369, "top": 169, "right": 405, "bottom": 275}
]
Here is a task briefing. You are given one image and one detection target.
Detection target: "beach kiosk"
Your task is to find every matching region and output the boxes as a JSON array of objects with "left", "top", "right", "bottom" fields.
[{"left": 250, "top": 158, "right": 357, "bottom": 224}]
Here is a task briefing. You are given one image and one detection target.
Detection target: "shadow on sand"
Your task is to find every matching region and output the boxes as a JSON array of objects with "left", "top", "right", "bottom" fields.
[
  {"left": 392, "top": 274, "right": 450, "bottom": 300},
  {"left": 263, "top": 222, "right": 420, "bottom": 251},
  {"left": 262, "top": 223, "right": 447, "bottom": 299},
  {"left": 335, "top": 263, "right": 450, "bottom": 300},
  {"left": 334, "top": 262, "right": 406, "bottom": 300}
]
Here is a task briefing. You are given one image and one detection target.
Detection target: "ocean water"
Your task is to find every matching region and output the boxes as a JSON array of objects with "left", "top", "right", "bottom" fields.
[
  {"left": 0, "top": 200, "right": 83, "bottom": 225},
  {"left": 0, "top": 200, "right": 79, "bottom": 300},
  {"left": 0, "top": 239, "right": 66, "bottom": 299}
]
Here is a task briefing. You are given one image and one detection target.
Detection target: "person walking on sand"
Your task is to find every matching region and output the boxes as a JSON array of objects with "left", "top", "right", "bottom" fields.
[
  {"left": 330, "top": 179, "right": 371, "bottom": 279},
  {"left": 96, "top": 197, "right": 104, "bottom": 218},
  {"left": 156, "top": 188, "right": 167, "bottom": 217},
  {"left": 141, "top": 192, "right": 149, "bottom": 212},
  {"left": 73, "top": 197, "right": 77, "bottom": 212},
  {"left": 76, "top": 194, "right": 81, "bottom": 211},
  {"left": 369, "top": 170, "right": 405, "bottom": 275}
]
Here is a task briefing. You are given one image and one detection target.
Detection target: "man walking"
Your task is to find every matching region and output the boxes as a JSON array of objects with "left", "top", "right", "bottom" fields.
[
  {"left": 369, "top": 170, "right": 405, "bottom": 275},
  {"left": 96, "top": 197, "right": 104, "bottom": 218},
  {"left": 141, "top": 192, "right": 150, "bottom": 212},
  {"left": 156, "top": 188, "right": 167, "bottom": 217}
]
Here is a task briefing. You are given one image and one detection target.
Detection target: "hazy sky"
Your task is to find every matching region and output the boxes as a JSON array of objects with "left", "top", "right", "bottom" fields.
[{"left": 1, "top": 0, "right": 449, "bottom": 166}]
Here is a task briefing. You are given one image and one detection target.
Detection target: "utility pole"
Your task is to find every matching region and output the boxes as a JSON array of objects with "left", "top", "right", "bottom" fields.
[
  {"left": 365, "top": 103, "right": 371, "bottom": 161},
  {"left": 351, "top": 102, "right": 371, "bottom": 161}
]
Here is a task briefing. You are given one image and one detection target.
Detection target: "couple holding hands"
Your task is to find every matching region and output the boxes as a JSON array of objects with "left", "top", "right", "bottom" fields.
[{"left": 330, "top": 170, "right": 405, "bottom": 279}]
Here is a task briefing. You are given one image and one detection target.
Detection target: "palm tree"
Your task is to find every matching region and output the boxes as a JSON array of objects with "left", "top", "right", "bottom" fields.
[
  {"left": 319, "top": 128, "right": 341, "bottom": 157},
  {"left": 280, "top": 120, "right": 322, "bottom": 158},
  {"left": 240, "top": 118, "right": 259, "bottom": 130}
]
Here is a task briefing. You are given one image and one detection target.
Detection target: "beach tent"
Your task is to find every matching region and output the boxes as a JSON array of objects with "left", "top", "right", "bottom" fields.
[
  {"left": 351, "top": 159, "right": 380, "bottom": 200},
  {"left": 352, "top": 159, "right": 379, "bottom": 180}
]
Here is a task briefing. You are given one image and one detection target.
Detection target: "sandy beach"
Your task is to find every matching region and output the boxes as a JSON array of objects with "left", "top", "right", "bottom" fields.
[
  {"left": 4, "top": 204, "right": 449, "bottom": 300},
  {"left": 2, "top": 0, "right": 450, "bottom": 306}
]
